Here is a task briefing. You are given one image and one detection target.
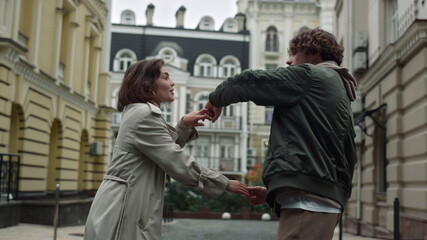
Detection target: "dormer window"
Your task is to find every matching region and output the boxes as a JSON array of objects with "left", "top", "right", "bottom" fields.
[
  {"left": 222, "top": 18, "right": 238, "bottom": 33},
  {"left": 114, "top": 49, "right": 137, "bottom": 72},
  {"left": 163, "top": 50, "right": 173, "bottom": 61},
  {"left": 120, "top": 10, "right": 136, "bottom": 25},
  {"left": 198, "top": 16, "right": 215, "bottom": 31}
]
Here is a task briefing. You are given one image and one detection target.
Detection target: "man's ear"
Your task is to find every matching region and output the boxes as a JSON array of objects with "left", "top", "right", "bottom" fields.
[{"left": 310, "top": 53, "right": 323, "bottom": 64}]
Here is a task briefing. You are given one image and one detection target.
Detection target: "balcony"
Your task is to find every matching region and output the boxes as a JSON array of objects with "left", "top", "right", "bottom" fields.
[
  {"left": 199, "top": 116, "right": 242, "bottom": 132},
  {"left": 195, "top": 157, "right": 242, "bottom": 174}
]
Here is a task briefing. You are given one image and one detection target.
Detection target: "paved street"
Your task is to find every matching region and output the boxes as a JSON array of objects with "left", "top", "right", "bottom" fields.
[{"left": 0, "top": 219, "right": 382, "bottom": 240}]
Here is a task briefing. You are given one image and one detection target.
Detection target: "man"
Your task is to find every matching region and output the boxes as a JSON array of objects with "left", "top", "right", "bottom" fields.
[{"left": 205, "top": 28, "right": 357, "bottom": 240}]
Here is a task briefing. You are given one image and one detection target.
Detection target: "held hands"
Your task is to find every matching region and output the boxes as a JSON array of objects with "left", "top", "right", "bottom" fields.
[
  {"left": 182, "top": 101, "right": 222, "bottom": 128},
  {"left": 225, "top": 181, "right": 267, "bottom": 205},
  {"left": 226, "top": 180, "right": 249, "bottom": 197},
  {"left": 182, "top": 108, "right": 212, "bottom": 127},
  {"left": 204, "top": 101, "right": 222, "bottom": 123},
  {"left": 246, "top": 186, "right": 267, "bottom": 205}
]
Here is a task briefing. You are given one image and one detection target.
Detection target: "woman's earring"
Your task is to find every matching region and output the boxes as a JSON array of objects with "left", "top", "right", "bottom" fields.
[{"left": 152, "top": 91, "right": 156, "bottom": 96}]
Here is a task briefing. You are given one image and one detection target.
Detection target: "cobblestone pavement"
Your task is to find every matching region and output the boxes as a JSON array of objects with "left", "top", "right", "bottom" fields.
[{"left": 0, "top": 219, "right": 382, "bottom": 240}]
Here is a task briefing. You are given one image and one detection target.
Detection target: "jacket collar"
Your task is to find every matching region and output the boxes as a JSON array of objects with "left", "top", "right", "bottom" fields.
[{"left": 147, "top": 102, "right": 162, "bottom": 115}]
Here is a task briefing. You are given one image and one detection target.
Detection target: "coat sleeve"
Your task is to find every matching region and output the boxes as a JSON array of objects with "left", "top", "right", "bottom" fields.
[
  {"left": 209, "top": 64, "right": 312, "bottom": 107},
  {"left": 174, "top": 118, "right": 198, "bottom": 148},
  {"left": 134, "top": 113, "right": 228, "bottom": 199}
]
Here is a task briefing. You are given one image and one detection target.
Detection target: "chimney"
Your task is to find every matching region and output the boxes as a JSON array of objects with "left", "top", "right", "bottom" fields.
[
  {"left": 146, "top": 3, "right": 155, "bottom": 26},
  {"left": 235, "top": 12, "right": 246, "bottom": 32},
  {"left": 175, "top": 5, "right": 186, "bottom": 28}
]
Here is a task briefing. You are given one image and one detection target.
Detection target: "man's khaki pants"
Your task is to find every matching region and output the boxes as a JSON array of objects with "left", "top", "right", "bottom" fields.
[{"left": 277, "top": 208, "right": 341, "bottom": 240}]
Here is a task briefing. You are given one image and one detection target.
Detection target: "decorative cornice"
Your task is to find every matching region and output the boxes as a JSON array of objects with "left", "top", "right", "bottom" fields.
[
  {"left": 0, "top": 38, "right": 28, "bottom": 66},
  {"left": 358, "top": 21, "right": 427, "bottom": 92},
  {"left": 81, "top": 0, "right": 108, "bottom": 18},
  {"left": 13, "top": 59, "right": 98, "bottom": 114}
]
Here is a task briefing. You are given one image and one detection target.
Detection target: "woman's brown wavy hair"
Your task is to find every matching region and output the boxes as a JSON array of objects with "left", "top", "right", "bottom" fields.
[
  {"left": 117, "top": 58, "right": 164, "bottom": 112},
  {"left": 288, "top": 28, "right": 344, "bottom": 66}
]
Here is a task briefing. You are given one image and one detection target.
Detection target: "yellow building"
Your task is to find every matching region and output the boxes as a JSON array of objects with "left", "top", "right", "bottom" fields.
[
  {"left": 335, "top": 0, "right": 427, "bottom": 238},
  {"left": 0, "top": 0, "right": 112, "bottom": 226}
]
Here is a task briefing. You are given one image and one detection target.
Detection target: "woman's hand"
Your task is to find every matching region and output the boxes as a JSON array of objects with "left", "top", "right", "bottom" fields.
[
  {"left": 182, "top": 108, "right": 212, "bottom": 127},
  {"left": 226, "top": 180, "right": 249, "bottom": 197}
]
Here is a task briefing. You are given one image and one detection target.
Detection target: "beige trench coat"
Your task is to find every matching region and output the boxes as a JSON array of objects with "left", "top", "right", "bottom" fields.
[{"left": 84, "top": 103, "right": 228, "bottom": 240}]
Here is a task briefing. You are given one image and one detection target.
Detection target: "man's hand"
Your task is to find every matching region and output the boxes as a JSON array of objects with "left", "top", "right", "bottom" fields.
[
  {"left": 182, "top": 108, "right": 212, "bottom": 127},
  {"left": 246, "top": 186, "right": 267, "bottom": 205},
  {"left": 226, "top": 180, "right": 249, "bottom": 197},
  {"left": 204, "top": 101, "right": 222, "bottom": 123}
]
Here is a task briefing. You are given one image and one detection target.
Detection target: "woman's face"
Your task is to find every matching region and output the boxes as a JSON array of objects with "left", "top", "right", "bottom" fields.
[{"left": 153, "top": 66, "right": 175, "bottom": 105}]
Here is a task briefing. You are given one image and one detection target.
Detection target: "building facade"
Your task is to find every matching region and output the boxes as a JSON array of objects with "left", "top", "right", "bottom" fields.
[
  {"left": 335, "top": 0, "right": 427, "bottom": 238},
  {"left": 109, "top": 5, "right": 250, "bottom": 181},
  {"left": 0, "top": 0, "right": 112, "bottom": 226},
  {"left": 236, "top": 0, "right": 335, "bottom": 167}
]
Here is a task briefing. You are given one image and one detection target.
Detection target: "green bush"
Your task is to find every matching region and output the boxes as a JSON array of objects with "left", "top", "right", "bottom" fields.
[{"left": 164, "top": 181, "right": 271, "bottom": 214}]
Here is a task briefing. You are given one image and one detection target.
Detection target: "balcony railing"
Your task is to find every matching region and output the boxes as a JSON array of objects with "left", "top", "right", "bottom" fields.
[
  {"left": 111, "top": 114, "right": 242, "bottom": 131},
  {"left": 0, "top": 153, "right": 20, "bottom": 202},
  {"left": 200, "top": 116, "right": 242, "bottom": 131},
  {"left": 195, "top": 157, "right": 242, "bottom": 173}
]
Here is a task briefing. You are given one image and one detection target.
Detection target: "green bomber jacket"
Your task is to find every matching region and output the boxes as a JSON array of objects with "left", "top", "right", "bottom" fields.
[{"left": 209, "top": 63, "right": 357, "bottom": 211}]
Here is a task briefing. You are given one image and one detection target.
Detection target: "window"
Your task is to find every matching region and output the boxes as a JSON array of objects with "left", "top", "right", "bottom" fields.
[
  {"left": 390, "top": 0, "right": 398, "bottom": 42},
  {"left": 222, "top": 18, "right": 238, "bottom": 33},
  {"left": 159, "top": 47, "right": 177, "bottom": 63},
  {"left": 373, "top": 109, "right": 388, "bottom": 194},
  {"left": 195, "top": 54, "right": 217, "bottom": 77},
  {"left": 193, "top": 91, "right": 211, "bottom": 112},
  {"left": 196, "top": 95, "right": 209, "bottom": 110},
  {"left": 186, "top": 92, "right": 193, "bottom": 114},
  {"left": 114, "top": 49, "right": 137, "bottom": 72},
  {"left": 265, "top": 26, "right": 278, "bottom": 52},
  {"left": 220, "top": 138, "right": 234, "bottom": 159},
  {"left": 199, "top": 16, "right": 215, "bottom": 31},
  {"left": 160, "top": 103, "right": 172, "bottom": 123},
  {"left": 219, "top": 56, "right": 241, "bottom": 78},
  {"left": 163, "top": 50, "right": 173, "bottom": 61},
  {"left": 223, "top": 105, "right": 234, "bottom": 117},
  {"left": 200, "top": 58, "right": 212, "bottom": 77},
  {"left": 120, "top": 10, "right": 135, "bottom": 25}
]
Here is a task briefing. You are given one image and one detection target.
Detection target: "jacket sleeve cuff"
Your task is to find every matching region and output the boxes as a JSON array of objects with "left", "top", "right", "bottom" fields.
[{"left": 197, "top": 167, "right": 229, "bottom": 199}]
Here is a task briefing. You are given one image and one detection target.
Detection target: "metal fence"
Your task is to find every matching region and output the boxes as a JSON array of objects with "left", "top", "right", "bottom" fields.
[{"left": 0, "top": 153, "right": 20, "bottom": 202}]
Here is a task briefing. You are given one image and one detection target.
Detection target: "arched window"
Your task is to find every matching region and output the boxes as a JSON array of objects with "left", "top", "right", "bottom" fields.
[
  {"left": 114, "top": 49, "right": 137, "bottom": 72},
  {"left": 198, "top": 16, "right": 215, "bottom": 31},
  {"left": 222, "top": 18, "right": 238, "bottom": 33},
  {"left": 265, "top": 26, "right": 278, "bottom": 52},
  {"left": 121, "top": 10, "right": 136, "bottom": 25},
  {"left": 194, "top": 54, "right": 217, "bottom": 77},
  {"left": 158, "top": 47, "right": 177, "bottom": 63},
  {"left": 194, "top": 91, "right": 210, "bottom": 111},
  {"left": 219, "top": 56, "right": 241, "bottom": 78}
]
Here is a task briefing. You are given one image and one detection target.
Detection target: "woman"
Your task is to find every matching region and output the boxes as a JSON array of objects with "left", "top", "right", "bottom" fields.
[{"left": 84, "top": 59, "right": 248, "bottom": 240}]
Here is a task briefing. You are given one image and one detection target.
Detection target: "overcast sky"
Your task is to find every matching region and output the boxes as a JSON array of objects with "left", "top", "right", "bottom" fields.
[{"left": 111, "top": 0, "right": 239, "bottom": 30}]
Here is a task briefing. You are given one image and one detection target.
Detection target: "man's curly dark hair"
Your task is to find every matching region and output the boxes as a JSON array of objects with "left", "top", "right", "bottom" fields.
[{"left": 288, "top": 28, "right": 344, "bottom": 66}]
